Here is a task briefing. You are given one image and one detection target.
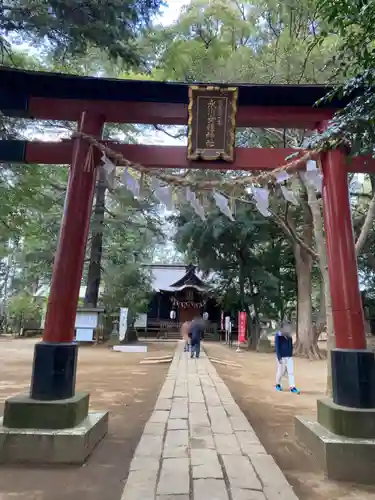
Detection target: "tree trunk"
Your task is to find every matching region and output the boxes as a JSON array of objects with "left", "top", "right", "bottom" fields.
[
  {"left": 293, "top": 243, "right": 318, "bottom": 358},
  {"left": 120, "top": 310, "right": 138, "bottom": 344},
  {"left": 355, "top": 189, "right": 375, "bottom": 256},
  {"left": 305, "top": 181, "right": 335, "bottom": 390},
  {"left": 315, "top": 280, "right": 325, "bottom": 334},
  {"left": 292, "top": 201, "right": 320, "bottom": 358},
  {"left": 84, "top": 169, "right": 106, "bottom": 308},
  {"left": 247, "top": 276, "right": 259, "bottom": 350}
]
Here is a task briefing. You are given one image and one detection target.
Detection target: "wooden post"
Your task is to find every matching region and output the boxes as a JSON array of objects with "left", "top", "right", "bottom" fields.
[
  {"left": 30, "top": 112, "right": 105, "bottom": 400},
  {"left": 321, "top": 149, "right": 374, "bottom": 408}
]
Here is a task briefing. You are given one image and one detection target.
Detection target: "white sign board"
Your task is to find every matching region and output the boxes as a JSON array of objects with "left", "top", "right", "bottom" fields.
[
  {"left": 113, "top": 345, "right": 148, "bottom": 353},
  {"left": 75, "top": 312, "right": 98, "bottom": 329},
  {"left": 225, "top": 316, "right": 232, "bottom": 333},
  {"left": 134, "top": 313, "right": 147, "bottom": 328},
  {"left": 76, "top": 328, "right": 94, "bottom": 342},
  {"left": 119, "top": 308, "right": 128, "bottom": 342}
]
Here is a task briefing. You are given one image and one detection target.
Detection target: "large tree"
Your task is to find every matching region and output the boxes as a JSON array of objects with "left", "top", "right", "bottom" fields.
[
  {"left": 147, "top": 0, "right": 337, "bottom": 356},
  {"left": 1, "top": 0, "right": 163, "bottom": 64},
  {"left": 172, "top": 196, "right": 296, "bottom": 348},
  {"left": 313, "top": 0, "right": 375, "bottom": 157}
]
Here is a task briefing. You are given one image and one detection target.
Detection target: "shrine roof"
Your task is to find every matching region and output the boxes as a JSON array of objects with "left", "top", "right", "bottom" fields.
[
  {"left": 0, "top": 66, "right": 351, "bottom": 117},
  {"left": 170, "top": 264, "right": 206, "bottom": 289},
  {"left": 144, "top": 264, "right": 213, "bottom": 292}
]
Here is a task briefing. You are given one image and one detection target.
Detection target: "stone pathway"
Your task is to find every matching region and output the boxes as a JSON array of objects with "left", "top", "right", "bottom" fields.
[{"left": 121, "top": 344, "right": 299, "bottom": 500}]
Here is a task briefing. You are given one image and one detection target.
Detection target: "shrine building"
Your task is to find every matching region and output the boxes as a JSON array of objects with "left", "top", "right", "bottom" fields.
[{"left": 145, "top": 264, "right": 221, "bottom": 334}]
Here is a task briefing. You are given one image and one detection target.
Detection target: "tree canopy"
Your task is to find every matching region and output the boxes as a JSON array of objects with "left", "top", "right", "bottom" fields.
[
  {"left": 1, "top": 0, "right": 375, "bottom": 358},
  {"left": 1, "top": 0, "right": 164, "bottom": 65}
]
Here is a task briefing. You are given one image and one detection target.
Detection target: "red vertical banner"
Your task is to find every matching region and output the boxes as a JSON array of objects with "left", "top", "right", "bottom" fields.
[
  {"left": 238, "top": 312, "right": 246, "bottom": 343},
  {"left": 220, "top": 311, "right": 224, "bottom": 330}
]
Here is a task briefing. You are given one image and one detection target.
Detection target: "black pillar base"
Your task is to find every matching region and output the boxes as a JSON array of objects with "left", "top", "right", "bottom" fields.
[
  {"left": 30, "top": 342, "right": 78, "bottom": 401},
  {"left": 331, "top": 348, "right": 375, "bottom": 408}
]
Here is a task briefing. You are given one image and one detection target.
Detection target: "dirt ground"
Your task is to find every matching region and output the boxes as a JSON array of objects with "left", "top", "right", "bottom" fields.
[
  {"left": 204, "top": 343, "right": 375, "bottom": 500},
  {"left": 0, "top": 338, "right": 176, "bottom": 500}
]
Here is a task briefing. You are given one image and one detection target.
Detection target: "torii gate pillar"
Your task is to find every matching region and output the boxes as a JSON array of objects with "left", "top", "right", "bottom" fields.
[
  {"left": 322, "top": 149, "right": 374, "bottom": 408},
  {"left": 296, "top": 148, "right": 375, "bottom": 485},
  {"left": 1, "top": 112, "right": 108, "bottom": 465}
]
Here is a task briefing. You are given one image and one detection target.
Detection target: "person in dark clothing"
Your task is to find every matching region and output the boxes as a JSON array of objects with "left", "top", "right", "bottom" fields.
[
  {"left": 274, "top": 322, "right": 300, "bottom": 394},
  {"left": 188, "top": 317, "right": 204, "bottom": 358}
]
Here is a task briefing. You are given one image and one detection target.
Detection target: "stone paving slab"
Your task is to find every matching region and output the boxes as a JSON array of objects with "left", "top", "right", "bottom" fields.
[
  {"left": 231, "top": 489, "right": 267, "bottom": 500},
  {"left": 191, "top": 449, "right": 223, "bottom": 479},
  {"left": 168, "top": 418, "right": 188, "bottom": 430},
  {"left": 134, "top": 434, "right": 163, "bottom": 457},
  {"left": 222, "top": 455, "right": 262, "bottom": 491},
  {"left": 121, "top": 469, "right": 158, "bottom": 500},
  {"left": 157, "top": 458, "right": 190, "bottom": 495},
  {"left": 120, "top": 343, "right": 300, "bottom": 499},
  {"left": 157, "top": 496, "right": 190, "bottom": 500},
  {"left": 143, "top": 422, "right": 166, "bottom": 435},
  {"left": 194, "top": 479, "right": 229, "bottom": 500},
  {"left": 214, "top": 432, "right": 241, "bottom": 455},
  {"left": 163, "top": 429, "right": 189, "bottom": 458}
]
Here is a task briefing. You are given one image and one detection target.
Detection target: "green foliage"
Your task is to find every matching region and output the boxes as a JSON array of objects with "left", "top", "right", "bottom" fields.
[
  {"left": 317, "top": 0, "right": 375, "bottom": 76},
  {"left": 172, "top": 200, "right": 296, "bottom": 319},
  {"left": 7, "top": 292, "right": 42, "bottom": 331},
  {"left": 146, "top": 0, "right": 339, "bottom": 322},
  {"left": 1, "top": 0, "right": 164, "bottom": 64},
  {"left": 0, "top": 46, "right": 166, "bottom": 327},
  {"left": 98, "top": 184, "right": 163, "bottom": 316},
  {"left": 314, "top": 0, "right": 375, "bottom": 157},
  {"left": 1, "top": 165, "right": 68, "bottom": 292},
  {"left": 148, "top": 0, "right": 336, "bottom": 85}
]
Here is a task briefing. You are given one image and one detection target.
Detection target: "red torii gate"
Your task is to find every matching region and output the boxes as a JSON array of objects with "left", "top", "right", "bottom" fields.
[{"left": 0, "top": 68, "right": 374, "bottom": 472}]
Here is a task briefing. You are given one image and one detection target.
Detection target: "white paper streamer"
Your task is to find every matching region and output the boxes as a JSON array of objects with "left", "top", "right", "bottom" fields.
[
  {"left": 275, "top": 171, "right": 291, "bottom": 184},
  {"left": 251, "top": 186, "right": 271, "bottom": 217},
  {"left": 252, "top": 187, "right": 270, "bottom": 211},
  {"left": 105, "top": 169, "right": 116, "bottom": 189},
  {"left": 350, "top": 175, "right": 362, "bottom": 193},
  {"left": 302, "top": 170, "right": 323, "bottom": 192},
  {"left": 186, "top": 187, "right": 195, "bottom": 203},
  {"left": 302, "top": 159, "right": 323, "bottom": 192},
  {"left": 101, "top": 154, "right": 116, "bottom": 174},
  {"left": 101, "top": 154, "right": 116, "bottom": 189},
  {"left": 186, "top": 188, "right": 206, "bottom": 220},
  {"left": 213, "top": 191, "right": 235, "bottom": 221},
  {"left": 123, "top": 168, "right": 140, "bottom": 197},
  {"left": 306, "top": 159, "right": 318, "bottom": 172},
  {"left": 255, "top": 203, "right": 271, "bottom": 217},
  {"left": 280, "top": 185, "right": 299, "bottom": 206},
  {"left": 191, "top": 199, "right": 206, "bottom": 220},
  {"left": 152, "top": 177, "right": 174, "bottom": 210}
]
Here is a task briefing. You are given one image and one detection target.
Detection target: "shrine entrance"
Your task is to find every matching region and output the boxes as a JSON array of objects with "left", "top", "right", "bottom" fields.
[
  {"left": 1, "top": 67, "right": 375, "bottom": 480},
  {"left": 179, "top": 307, "right": 196, "bottom": 324},
  {"left": 169, "top": 265, "right": 208, "bottom": 325}
]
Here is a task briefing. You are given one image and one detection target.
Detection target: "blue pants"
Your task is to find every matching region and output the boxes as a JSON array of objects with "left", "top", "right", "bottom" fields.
[{"left": 191, "top": 342, "right": 200, "bottom": 357}]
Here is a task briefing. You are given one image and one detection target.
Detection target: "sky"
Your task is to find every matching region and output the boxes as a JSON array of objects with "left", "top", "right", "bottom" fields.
[
  {"left": 159, "top": 0, "right": 188, "bottom": 25},
  {"left": 130, "top": 0, "right": 190, "bottom": 145},
  {"left": 28, "top": 0, "right": 189, "bottom": 146}
]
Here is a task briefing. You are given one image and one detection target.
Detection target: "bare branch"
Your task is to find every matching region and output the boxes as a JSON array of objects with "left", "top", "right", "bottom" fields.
[
  {"left": 152, "top": 124, "right": 186, "bottom": 140},
  {"left": 270, "top": 208, "right": 318, "bottom": 260},
  {"left": 355, "top": 192, "right": 375, "bottom": 256}
]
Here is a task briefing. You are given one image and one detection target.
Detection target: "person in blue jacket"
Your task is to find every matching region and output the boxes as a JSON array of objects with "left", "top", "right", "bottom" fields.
[
  {"left": 275, "top": 322, "right": 300, "bottom": 394},
  {"left": 188, "top": 316, "right": 204, "bottom": 358}
]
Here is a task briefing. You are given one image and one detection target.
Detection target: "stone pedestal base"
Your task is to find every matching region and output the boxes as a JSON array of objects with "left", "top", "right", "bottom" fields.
[
  {"left": 3, "top": 392, "right": 89, "bottom": 429},
  {"left": 317, "top": 397, "right": 375, "bottom": 438},
  {"left": 295, "top": 415, "right": 375, "bottom": 484},
  {"left": 295, "top": 397, "right": 375, "bottom": 483},
  {"left": 107, "top": 332, "right": 119, "bottom": 347},
  {"left": 257, "top": 336, "right": 273, "bottom": 353},
  {"left": 0, "top": 412, "right": 108, "bottom": 464}
]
